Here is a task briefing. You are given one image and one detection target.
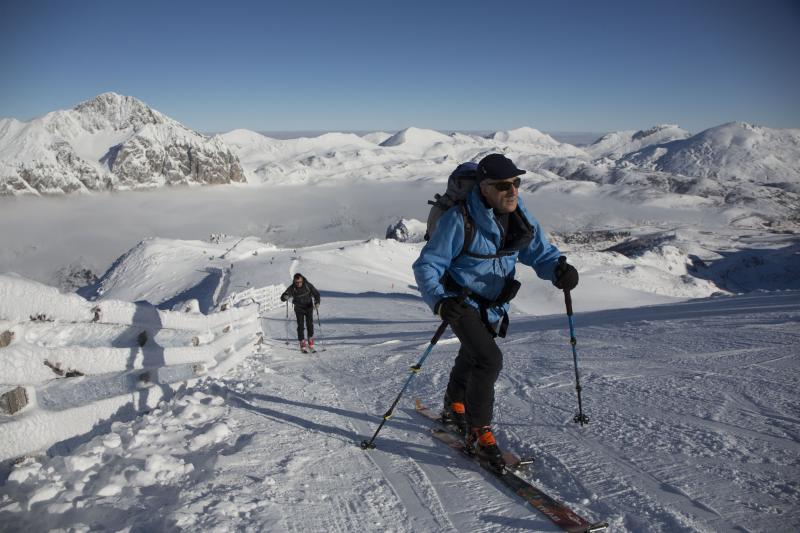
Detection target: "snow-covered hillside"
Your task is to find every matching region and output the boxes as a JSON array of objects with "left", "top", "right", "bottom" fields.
[
  {"left": 621, "top": 122, "right": 800, "bottom": 185},
  {"left": 584, "top": 124, "right": 691, "bottom": 159},
  {"left": 218, "top": 125, "right": 587, "bottom": 186},
  {"left": 0, "top": 93, "right": 245, "bottom": 195},
  {"left": 1, "top": 235, "right": 797, "bottom": 532},
  {"left": 534, "top": 122, "right": 800, "bottom": 233}
]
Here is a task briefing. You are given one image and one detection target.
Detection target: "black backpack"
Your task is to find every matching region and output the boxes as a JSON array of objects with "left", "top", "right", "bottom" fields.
[{"left": 425, "top": 162, "right": 478, "bottom": 256}]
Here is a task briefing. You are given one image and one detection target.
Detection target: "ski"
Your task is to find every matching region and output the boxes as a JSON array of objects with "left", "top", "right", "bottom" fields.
[
  {"left": 429, "top": 428, "right": 607, "bottom": 532},
  {"left": 414, "top": 399, "right": 532, "bottom": 468}
]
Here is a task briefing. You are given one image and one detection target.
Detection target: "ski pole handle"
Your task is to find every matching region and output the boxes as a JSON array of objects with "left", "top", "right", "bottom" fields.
[{"left": 557, "top": 256, "right": 575, "bottom": 316}]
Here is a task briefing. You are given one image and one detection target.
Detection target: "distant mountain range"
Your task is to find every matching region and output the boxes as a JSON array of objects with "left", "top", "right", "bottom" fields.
[{"left": 1, "top": 94, "right": 799, "bottom": 227}]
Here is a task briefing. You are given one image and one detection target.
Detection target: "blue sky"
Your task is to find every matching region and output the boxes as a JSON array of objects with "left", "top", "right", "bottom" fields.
[{"left": 1, "top": 0, "right": 798, "bottom": 134}]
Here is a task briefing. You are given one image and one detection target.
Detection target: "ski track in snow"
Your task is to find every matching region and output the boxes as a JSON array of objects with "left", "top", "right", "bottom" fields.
[{"left": 1, "top": 289, "right": 798, "bottom": 532}]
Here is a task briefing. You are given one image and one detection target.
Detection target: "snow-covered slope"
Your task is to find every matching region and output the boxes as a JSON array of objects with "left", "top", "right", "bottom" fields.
[
  {"left": 622, "top": 121, "right": 800, "bottom": 185},
  {"left": 1, "top": 235, "right": 797, "bottom": 532},
  {"left": 0, "top": 93, "right": 245, "bottom": 195},
  {"left": 380, "top": 127, "right": 452, "bottom": 148},
  {"left": 0, "top": 273, "right": 262, "bottom": 462},
  {"left": 536, "top": 122, "right": 800, "bottom": 232},
  {"left": 584, "top": 124, "right": 691, "bottom": 159},
  {"left": 491, "top": 127, "right": 588, "bottom": 157},
  {"left": 361, "top": 131, "right": 393, "bottom": 144}
]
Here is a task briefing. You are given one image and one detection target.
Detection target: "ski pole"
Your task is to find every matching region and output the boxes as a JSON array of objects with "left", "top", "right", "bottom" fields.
[
  {"left": 285, "top": 300, "right": 290, "bottom": 345},
  {"left": 563, "top": 288, "right": 589, "bottom": 426},
  {"left": 360, "top": 320, "right": 449, "bottom": 450},
  {"left": 313, "top": 304, "right": 326, "bottom": 351},
  {"left": 314, "top": 304, "right": 322, "bottom": 337}
]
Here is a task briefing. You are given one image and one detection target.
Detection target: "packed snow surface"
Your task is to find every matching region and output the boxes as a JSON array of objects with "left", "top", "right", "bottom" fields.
[{"left": 1, "top": 233, "right": 798, "bottom": 532}]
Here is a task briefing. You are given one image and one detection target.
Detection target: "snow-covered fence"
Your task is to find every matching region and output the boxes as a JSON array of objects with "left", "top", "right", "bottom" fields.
[
  {"left": 0, "top": 274, "right": 262, "bottom": 462},
  {"left": 220, "top": 284, "right": 285, "bottom": 315},
  {"left": 0, "top": 274, "right": 257, "bottom": 331}
]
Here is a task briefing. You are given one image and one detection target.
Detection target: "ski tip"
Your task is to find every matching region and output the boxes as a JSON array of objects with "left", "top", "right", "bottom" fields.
[{"left": 585, "top": 522, "right": 609, "bottom": 532}]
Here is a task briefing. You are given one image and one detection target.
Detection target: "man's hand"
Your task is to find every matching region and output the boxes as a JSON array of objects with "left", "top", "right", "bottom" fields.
[
  {"left": 314, "top": 302, "right": 320, "bottom": 310},
  {"left": 435, "top": 297, "right": 467, "bottom": 324},
  {"left": 554, "top": 257, "right": 579, "bottom": 291},
  {"left": 280, "top": 295, "right": 287, "bottom": 302}
]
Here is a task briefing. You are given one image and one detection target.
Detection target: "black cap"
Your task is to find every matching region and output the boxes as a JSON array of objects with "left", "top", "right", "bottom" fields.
[{"left": 477, "top": 153, "right": 526, "bottom": 182}]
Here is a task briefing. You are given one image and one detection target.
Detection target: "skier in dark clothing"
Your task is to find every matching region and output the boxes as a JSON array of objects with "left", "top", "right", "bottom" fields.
[
  {"left": 413, "top": 153, "right": 579, "bottom": 470},
  {"left": 280, "top": 273, "right": 321, "bottom": 352}
]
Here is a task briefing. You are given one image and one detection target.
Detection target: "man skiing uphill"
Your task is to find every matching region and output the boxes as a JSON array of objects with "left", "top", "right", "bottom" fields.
[
  {"left": 280, "top": 273, "right": 321, "bottom": 353},
  {"left": 412, "top": 153, "right": 579, "bottom": 470}
]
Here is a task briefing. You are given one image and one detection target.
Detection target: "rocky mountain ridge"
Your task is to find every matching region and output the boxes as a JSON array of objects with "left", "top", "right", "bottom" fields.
[{"left": 0, "top": 93, "right": 245, "bottom": 195}]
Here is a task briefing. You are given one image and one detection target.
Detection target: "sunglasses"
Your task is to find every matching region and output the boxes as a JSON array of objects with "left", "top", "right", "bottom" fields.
[{"left": 487, "top": 177, "right": 522, "bottom": 191}]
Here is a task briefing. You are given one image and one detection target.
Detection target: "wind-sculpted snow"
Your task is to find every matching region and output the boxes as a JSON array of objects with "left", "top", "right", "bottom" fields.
[{"left": 0, "top": 273, "right": 261, "bottom": 462}]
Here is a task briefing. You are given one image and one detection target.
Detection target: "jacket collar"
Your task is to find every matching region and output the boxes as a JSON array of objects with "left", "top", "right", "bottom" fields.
[{"left": 467, "top": 187, "right": 534, "bottom": 253}]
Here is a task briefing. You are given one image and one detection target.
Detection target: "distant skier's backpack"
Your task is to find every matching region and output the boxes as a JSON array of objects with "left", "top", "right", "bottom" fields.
[{"left": 424, "top": 162, "right": 478, "bottom": 253}]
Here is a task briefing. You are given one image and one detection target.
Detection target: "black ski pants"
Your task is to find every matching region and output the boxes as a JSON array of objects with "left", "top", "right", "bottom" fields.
[
  {"left": 445, "top": 305, "right": 503, "bottom": 428},
  {"left": 294, "top": 306, "right": 314, "bottom": 340}
]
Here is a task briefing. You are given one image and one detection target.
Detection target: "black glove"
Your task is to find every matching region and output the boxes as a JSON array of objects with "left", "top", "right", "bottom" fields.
[
  {"left": 280, "top": 295, "right": 287, "bottom": 302},
  {"left": 553, "top": 257, "right": 579, "bottom": 291},
  {"left": 435, "top": 297, "right": 468, "bottom": 324}
]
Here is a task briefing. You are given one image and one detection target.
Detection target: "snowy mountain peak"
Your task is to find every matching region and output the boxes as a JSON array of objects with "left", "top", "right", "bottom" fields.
[
  {"left": 631, "top": 124, "right": 683, "bottom": 141},
  {"left": 0, "top": 93, "right": 244, "bottom": 195},
  {"left": 490, "top": 127, "right": 556, "bottom": 144},
  {"left": 71, "top": 92, "right": 171, "bottom": 133},
  {"left": 694, "top": 121, "right": 771, "bottom": 143},
  {"left": 586, "top": 124, "right": 691, "bottom": 159},
  {"left": 380, "top": 127, "right": 452, "bottom": 147}
]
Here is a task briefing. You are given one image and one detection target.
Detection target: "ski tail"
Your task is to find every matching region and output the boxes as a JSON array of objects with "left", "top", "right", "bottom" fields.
[
  {"left": 429, "top": 428, "right": 608, "bottom": 532},
  {"left": 417, "top": 398, "right": 607, "bottom": 532}
]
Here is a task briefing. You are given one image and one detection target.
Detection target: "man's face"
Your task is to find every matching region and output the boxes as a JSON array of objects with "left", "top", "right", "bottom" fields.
[
  {"left": 294, "top": 277, "right": 303, "bottom": 287},
  {"left": 479, "top": 176, "right": 521, "bottom": 214}
]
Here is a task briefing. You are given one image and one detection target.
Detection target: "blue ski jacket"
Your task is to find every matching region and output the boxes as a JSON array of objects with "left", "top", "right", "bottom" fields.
[{"left": 413, "top": 186, "right": 562, "bottom": 324}]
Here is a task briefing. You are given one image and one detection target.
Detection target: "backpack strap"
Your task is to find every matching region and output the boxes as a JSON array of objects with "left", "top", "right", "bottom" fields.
[
  {"left": 456, "top": 203, "right": 475, "bottom": 258},
  {"left": 455, "top": 203, "right": 517, "bottom": 260}
]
